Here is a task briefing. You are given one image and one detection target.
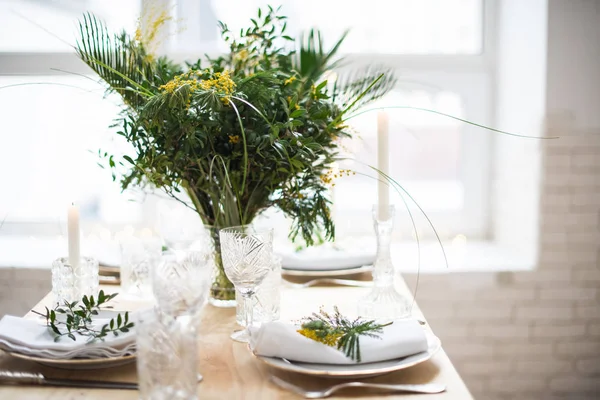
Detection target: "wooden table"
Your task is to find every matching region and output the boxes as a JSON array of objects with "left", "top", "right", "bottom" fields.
[{"left": 0, "top": 281, "right": 472, "bottom": 399}]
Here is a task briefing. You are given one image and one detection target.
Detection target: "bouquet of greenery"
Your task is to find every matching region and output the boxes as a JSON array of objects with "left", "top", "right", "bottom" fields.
[{"left": 75, "top": 6, "right": 396, "bottom": 301}]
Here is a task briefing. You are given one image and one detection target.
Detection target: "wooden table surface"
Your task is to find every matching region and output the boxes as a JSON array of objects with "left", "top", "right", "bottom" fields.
[{"left": 0, "top": 280, "right": 473, "bottom": 399}]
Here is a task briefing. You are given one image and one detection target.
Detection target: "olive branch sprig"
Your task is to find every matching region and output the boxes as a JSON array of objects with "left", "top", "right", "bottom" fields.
[
  {"left": 31, "top": 290, "right": 134, "bottom": 342},
  {"left": 298, "top": 306, "right": 392, "bottom": 362}
]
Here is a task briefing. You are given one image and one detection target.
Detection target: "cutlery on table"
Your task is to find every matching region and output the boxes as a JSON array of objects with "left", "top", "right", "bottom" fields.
[
  {"left": 283, "top": 278, "right": 373, "bottom": 289},
  {"left": 0, "top": 371, "right": 137, "bottom": 390},
  {"left": 270, "top": 376, "right": 446, "bottom": 398}
]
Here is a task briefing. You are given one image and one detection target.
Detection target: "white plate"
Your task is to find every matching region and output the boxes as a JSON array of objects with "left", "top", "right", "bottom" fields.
[
  {"left": 282, "top": 264, "right": 373, "bottom": 277},
  {"left": 8, "top": 351, "right": 136, "bottom": 370},
  {"left": 254, "top": 331, "right": 441, "bottom": 379},
  {"left": 278, "top": 241, "right": 376, "bottom": 272}
]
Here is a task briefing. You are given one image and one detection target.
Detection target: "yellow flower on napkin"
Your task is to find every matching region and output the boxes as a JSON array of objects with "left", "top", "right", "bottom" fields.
[{"left": 297, "top": 328, "right": 342, "bottom": 347}]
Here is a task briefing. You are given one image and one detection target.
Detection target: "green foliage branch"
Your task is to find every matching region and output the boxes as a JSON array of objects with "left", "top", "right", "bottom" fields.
[{"left": 32, "top": 290, "right": 134, "bottom": 342}]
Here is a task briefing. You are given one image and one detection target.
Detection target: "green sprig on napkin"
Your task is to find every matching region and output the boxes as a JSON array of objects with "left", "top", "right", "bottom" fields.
[
  {"left": 32, "top": 290, "right": 134, "bottom": 342},
  {"left": 297, "top": 306, "right": 392, "bottom": 362}
]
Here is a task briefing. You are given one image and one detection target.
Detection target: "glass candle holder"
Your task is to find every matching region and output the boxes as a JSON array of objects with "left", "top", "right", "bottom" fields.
[
  {"left": 235, "top": 256, "right": 281, "bottom": 326},
  {"left": 136, "top": 308, "right": 198, "bottom": 400},
  {"left": 119, "top": 237, "right": 162, "bottom": 297},
  {"left": 51, "top": 257, "right": 99, "bottom": 303},
  {"left": 357, "top": 205, "right": 411, "bottom": 320}
]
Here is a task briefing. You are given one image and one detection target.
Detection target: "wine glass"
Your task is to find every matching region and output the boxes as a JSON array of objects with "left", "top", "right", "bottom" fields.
[
  {"left": 219, "top": 226, "right": 274, "bottom": 343},
  {"left": 152, "top": 248, "right": 213, "bottom": 319}
]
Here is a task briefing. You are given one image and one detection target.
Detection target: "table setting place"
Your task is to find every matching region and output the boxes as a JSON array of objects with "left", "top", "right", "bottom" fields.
[{"left": 0, "top": 197, "right": 452, "bottom": 400}]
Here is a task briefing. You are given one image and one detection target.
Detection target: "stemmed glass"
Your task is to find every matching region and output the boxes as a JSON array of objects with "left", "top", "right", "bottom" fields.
[
  {"left": 152, "top": 248, "right": 213, "bottom": 319},
  {"left": 219, "top": 226, "right": 274, "bottom": 343}
]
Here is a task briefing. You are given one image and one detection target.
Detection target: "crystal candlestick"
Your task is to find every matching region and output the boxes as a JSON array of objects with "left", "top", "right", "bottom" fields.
[
  {"left": 51, "top": 256, "right": 99, "bottom": 303},
  {"left": 358, "top": 205, "right": 411, "bottom": 320}
]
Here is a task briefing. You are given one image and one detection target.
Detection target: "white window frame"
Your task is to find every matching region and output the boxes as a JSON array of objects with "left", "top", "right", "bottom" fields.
[{"left": 0, "top": 0, "right": 497, "bottom": 241}]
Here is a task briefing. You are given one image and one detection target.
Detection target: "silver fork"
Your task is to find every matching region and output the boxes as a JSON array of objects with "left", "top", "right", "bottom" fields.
[
  {"left": 283, "top": 278, "right": 372, "bottom": 289},
  {"left": 270, "top": 376, "right": 446, "bottom": 398}
]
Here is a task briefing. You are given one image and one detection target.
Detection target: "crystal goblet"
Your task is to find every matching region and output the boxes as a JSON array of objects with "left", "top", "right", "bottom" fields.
[
  {"left": 152, "top": 248, "right": 213, "bottom": 320},
  {"left": 119, "top": 237, "right": 162, "bottom": 297},
  {"left": 219, "top": 226, "right": 273, "bottom": 343}
]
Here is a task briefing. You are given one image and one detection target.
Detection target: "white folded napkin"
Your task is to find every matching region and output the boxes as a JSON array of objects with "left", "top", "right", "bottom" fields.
[
  {"left": 0, "top": 314, "right": 136, "bottom": 359},
  {"left": 250, "top": 319, "right": 428, "bottom": 364}
]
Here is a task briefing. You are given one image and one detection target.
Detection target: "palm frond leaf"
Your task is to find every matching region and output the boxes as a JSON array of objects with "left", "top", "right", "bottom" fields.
[
  {"left": 295, "top": 28, "right": 348, "bottom": 84},
  {"left": 333, "top": 65, "right": 397, "bottom": 112},
  {"left": 76, "top": 13, "right": 157, "bottom": 108}
]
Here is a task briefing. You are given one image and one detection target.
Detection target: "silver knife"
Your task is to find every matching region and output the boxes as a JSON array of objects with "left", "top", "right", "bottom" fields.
[{"left": 0, "top": 371, "right": 137, "bottom": 390}]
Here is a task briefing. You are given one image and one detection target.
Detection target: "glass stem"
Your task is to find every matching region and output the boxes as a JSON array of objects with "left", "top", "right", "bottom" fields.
[{"left": 243, "top": 292, "right": 254, "bottom": 335}]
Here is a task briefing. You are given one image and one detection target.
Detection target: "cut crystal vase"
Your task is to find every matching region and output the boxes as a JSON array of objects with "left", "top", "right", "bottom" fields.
[{"left": 357, "top": 205, "right": 411, "bottom": 320}]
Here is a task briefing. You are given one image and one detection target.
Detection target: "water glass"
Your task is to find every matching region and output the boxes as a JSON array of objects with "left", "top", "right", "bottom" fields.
[
  {"left": 51, "top": 257, "right": 99, "bottom": 303},
  {"left": 152, "top": 249, "right": 212, "bottom": 319},
  {"left": 219, "top": 225, "right": 273, "bottom": 343},
  {"left": 119, "top": 237, "right": 162, "bottom": 296},
  {"left": 136, "top": 309, "right": 198, "bottom": 400},
  {"left": 236, "top": 256, "right": 281, "bottom": 325}
]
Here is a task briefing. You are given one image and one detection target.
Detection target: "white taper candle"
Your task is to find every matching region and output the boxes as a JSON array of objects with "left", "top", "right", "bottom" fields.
[
  {"left": 377, "top": 111, "right": 390, "bottom": 220},
  {"left": 67, "top": 204, "right": 80, "bottom": 269}
]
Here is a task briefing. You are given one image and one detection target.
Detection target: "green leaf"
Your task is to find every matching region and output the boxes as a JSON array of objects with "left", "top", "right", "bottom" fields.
[
  {"left": 290, "top": 109, "right": 306, "bottom": 118},
  {"left": 50, "top": 323, "right": 61, "bottom": 336},
  {"left": 315, "top": 80, "right": 327, "bottom": 91}
]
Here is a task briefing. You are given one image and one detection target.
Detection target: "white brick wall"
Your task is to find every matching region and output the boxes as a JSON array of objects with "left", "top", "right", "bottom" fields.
[{"left": 403, "top": 120, "right": 600, "bottom": 400}]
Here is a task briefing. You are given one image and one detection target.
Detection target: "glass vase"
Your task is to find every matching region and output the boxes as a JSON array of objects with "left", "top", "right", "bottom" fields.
[
  {"left": 357, "top": 205, "right": 411, "bottom": 320},
  {"left": 205, "top": 226, "right": 236, "bottom": 308},
  {"left": 156, "top": 202, "right": 237, "bottom": 307}
]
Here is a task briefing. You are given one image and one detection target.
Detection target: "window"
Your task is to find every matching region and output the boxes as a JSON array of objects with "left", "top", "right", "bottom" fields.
[
  {"left": 0, "top": 0, "right": 492, "bottom": 244},
  {"left": 178, "top": 0, "right": 492, "bottom": 240},
  {"left": 175, "top": 0, "right": 483, "bottom": 55}
]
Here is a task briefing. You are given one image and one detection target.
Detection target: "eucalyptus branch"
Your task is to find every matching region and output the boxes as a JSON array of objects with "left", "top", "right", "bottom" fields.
[{"left": 31, "top": 290, "right": 134, "bottom": 342}]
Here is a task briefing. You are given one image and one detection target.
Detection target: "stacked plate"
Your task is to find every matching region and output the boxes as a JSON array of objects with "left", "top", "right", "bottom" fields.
[
  {"left": 0, "top": 313, "right": 137, "bottom": 369},
  {"left": 278, "top": 240, "right": 376, "bottom": 277}
]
